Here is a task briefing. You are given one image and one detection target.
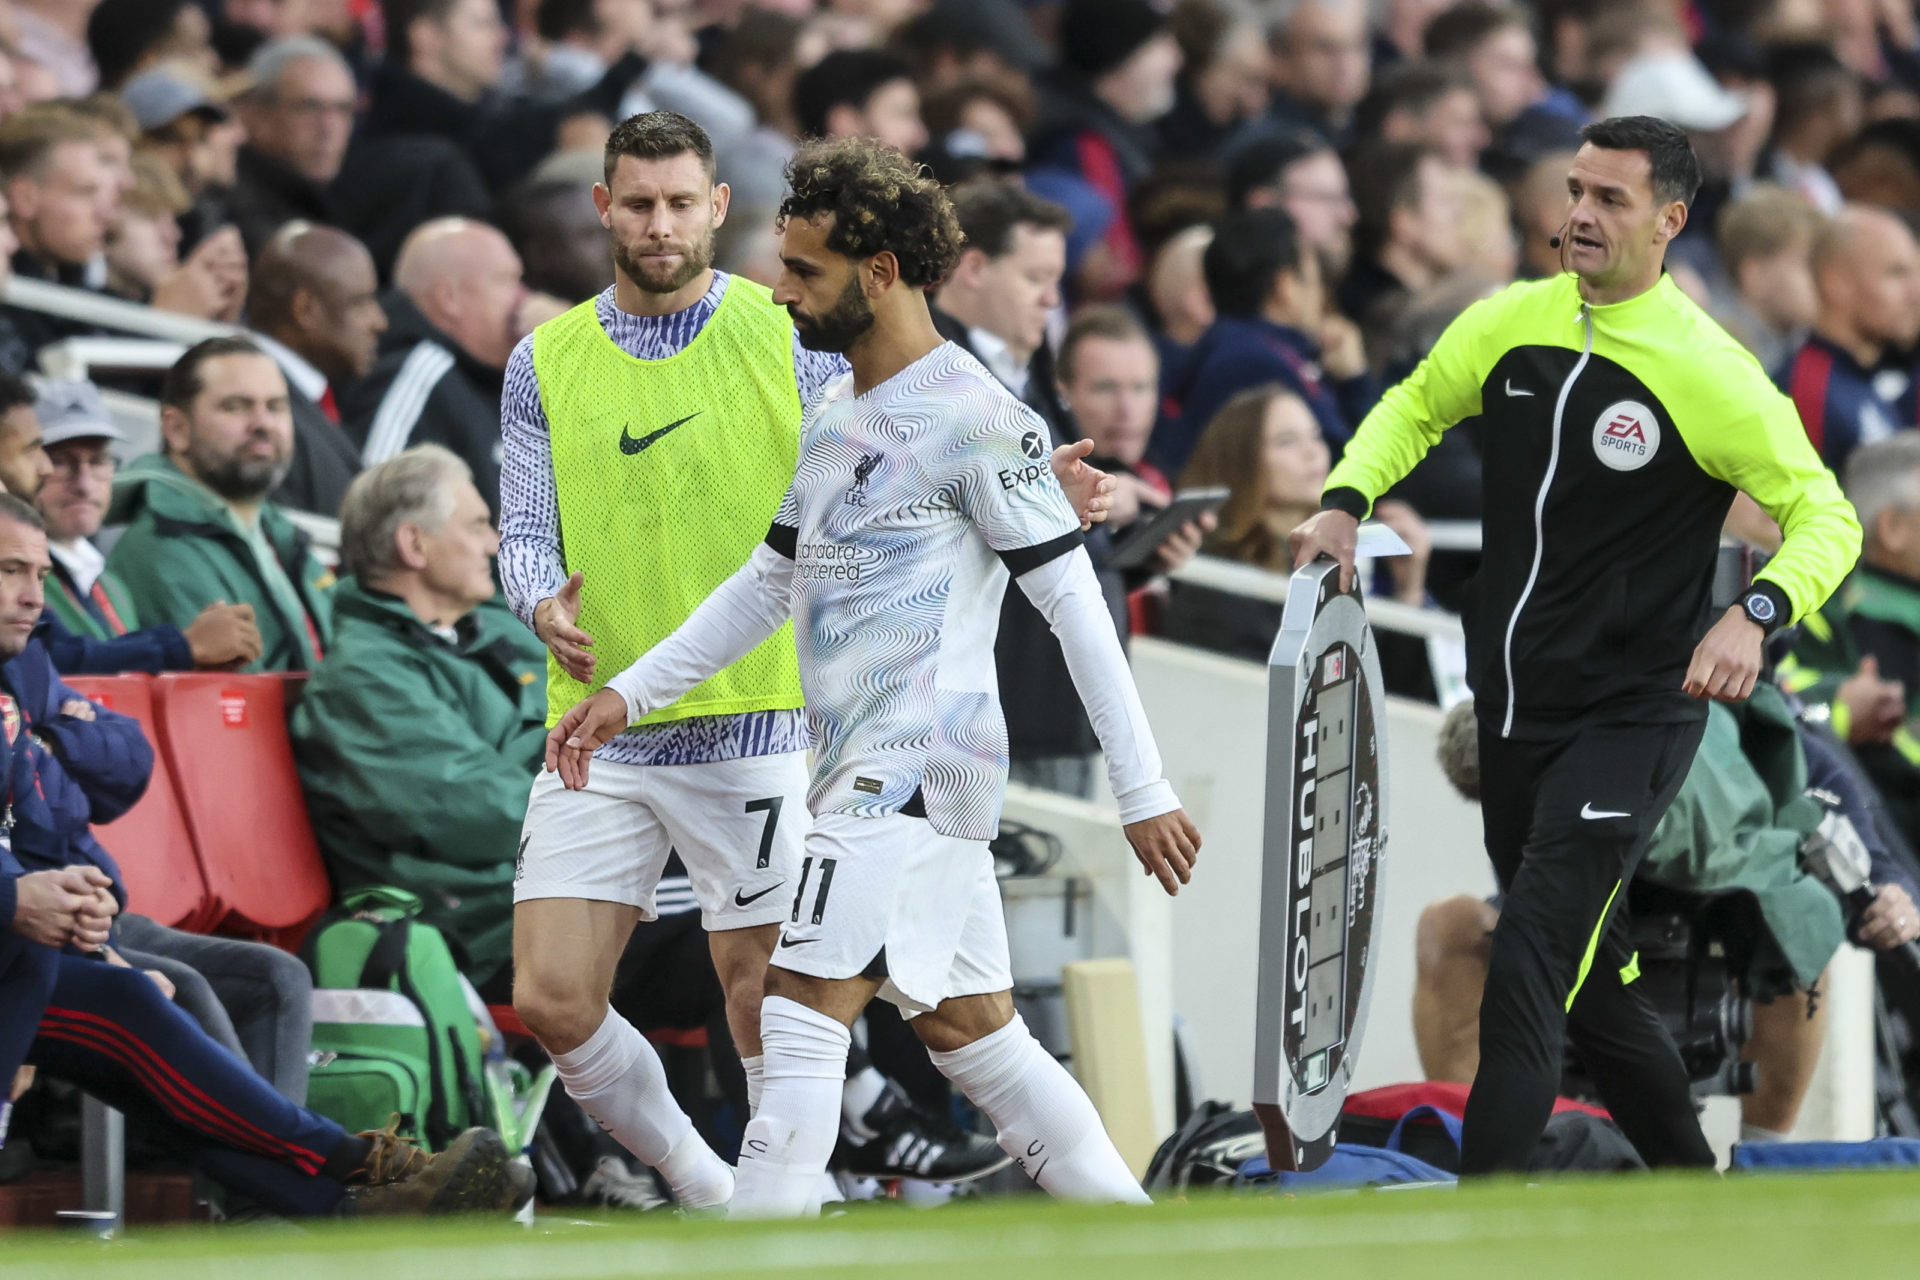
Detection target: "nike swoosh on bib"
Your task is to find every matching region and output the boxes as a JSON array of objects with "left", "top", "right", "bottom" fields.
[
  {"left": 733, "top": 882, "right": 784, "bottom": 908},
  {"left": 620, "top": 412, "right": 701, "bottom": 455},
  {"left": 1579, "top": 803, "right": 1630, "bottom": 820},
  {"left": 1505, "top": 379, "right": 1534, "bottom": 397}
]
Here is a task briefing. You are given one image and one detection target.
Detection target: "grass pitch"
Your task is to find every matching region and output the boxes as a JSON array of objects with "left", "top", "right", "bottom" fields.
[{"left": 5, "top": 1171, "right": 1918, "bottom": 1279}]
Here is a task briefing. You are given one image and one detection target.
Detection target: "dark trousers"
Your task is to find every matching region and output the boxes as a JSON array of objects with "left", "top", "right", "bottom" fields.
[
  {"left": 3, "top": 940, "right": 360, "bottom": 1215},
  {"left": 1461, "top": 716, "right": 1716, "bottom": 1175}
]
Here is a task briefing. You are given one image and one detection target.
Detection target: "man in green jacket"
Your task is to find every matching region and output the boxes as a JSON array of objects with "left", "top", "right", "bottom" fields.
[
  {"left": 105, "top": 338, "right": 334, "bottom": 672},
  {"left": 289, "top": 444, "right": 544, "bottom": 990}
]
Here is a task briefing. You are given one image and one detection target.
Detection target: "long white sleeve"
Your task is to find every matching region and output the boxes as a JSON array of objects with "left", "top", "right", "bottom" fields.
[
  {"left": 1014, "top": 549, "right": 1179, "bottom": 824},
  {"left": 603, "top": 543, "right": 797, "bottom": 723}
]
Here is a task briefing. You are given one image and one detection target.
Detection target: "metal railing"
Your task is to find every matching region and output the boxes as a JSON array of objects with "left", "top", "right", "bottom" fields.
[
  {"left": 3, "top": 277, "right": 238, "bottom": 343},
  {"left": 1167, "top": 554, "right": 1467, "bottom": 644}
]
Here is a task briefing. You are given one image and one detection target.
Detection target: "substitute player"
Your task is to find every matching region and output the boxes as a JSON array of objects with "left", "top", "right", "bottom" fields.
[
  {"left": 503, "top": 113, "right": 1112, "bottom": 1206},
  {"left": 549, "top": 136, "right": 1200, "bottom": 1216},
  {"left": 1291, "top": 117, "right": 1862, "bottom": 1174}
]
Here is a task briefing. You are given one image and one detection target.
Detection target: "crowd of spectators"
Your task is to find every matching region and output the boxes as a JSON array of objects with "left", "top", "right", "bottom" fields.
[{"left": 4, "top": 0, "right": 1920, "bottom": 1214}]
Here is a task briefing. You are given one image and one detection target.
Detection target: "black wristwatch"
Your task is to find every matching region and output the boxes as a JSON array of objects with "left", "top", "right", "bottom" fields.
[{"left": 1739, "top": 586, "right": 1784, "bottom": 636}]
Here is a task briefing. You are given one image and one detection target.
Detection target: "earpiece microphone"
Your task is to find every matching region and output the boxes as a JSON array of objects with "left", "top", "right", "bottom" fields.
[{"left": 1549, "top": 233, "right": 1562, "bottom": 249}]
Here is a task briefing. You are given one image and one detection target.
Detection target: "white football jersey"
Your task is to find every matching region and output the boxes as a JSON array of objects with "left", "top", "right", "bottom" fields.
[{"left": 768, "top": 342, "right": 1082, "bottom": 839}]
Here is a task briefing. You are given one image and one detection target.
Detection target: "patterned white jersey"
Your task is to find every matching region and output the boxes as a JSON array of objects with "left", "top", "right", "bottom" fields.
[{"left": 766, "top": 342, "right": 1083, "bottom": 840}]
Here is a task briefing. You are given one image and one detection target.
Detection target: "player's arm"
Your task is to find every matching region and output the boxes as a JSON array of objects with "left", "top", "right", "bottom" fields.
[
  {"left": 1676, "top": 357, "right": 1864, "bottom": 701},
  {"left": 1295, "top": 293, "right": 1500, "bottom": 588},
  {"left": 1013, "top": 548, "right": 1200, "bottom": 895},
  {"left": 545, "top": 510, "right": 800, "bottom": 788},
  {"left": 959, "top": 398, "right": 1200, "bottom": 895},
  {"left": 499, "top": 337, "right": 598, "bottom": 678}
]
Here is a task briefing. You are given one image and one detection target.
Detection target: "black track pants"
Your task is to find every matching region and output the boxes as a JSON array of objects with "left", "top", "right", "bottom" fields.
[{"left": 1460, "top": 716, "right": 1717, "bottom": 1175}]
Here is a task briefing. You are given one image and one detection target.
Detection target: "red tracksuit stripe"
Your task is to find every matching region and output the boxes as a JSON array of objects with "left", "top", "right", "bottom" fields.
[
  {"left": 41, "top": 1007, "right": 325, "bottom": 1172},
  {"left": 37, "top": 1018, "right": 290, "bottom": 1165},
  {"left": 1788, "top": 344, "right": 1834, "bottom": 458}
]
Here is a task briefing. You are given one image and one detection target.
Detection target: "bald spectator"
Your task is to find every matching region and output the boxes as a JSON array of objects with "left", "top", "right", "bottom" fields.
[
  {"left": 1225, "top": 129, "right": 1356, "bottom": 274},
  {"left": 346, "top": 218, "right": 526, "bottom": 513},
  {"left": 250, "top": 223, "right": 389, "bottom": 517},
  {"left": 792, "top": 50, "right": 929, "bottom": 157},
  {"left": 1713, "top": 186, "right": 1824, "bottom": 373},
  {"left": 1262, "top": 0, "right": 1372, "bottom": 147},
  {"left": 1339, "top": 140, "right": 1468, "bottom": 342},
  {"left": 1777, "top": 206, "right": 1920, "bottom": 472},
  {"left": 1354, "top": 61, "right": 1491, "bottom": 170},
  {"left": 228, "top": 37, "right": 357, "bottom": 256}
]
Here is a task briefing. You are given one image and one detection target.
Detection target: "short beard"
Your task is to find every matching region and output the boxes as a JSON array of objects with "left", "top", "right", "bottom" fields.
[
  {"left": 613, "top": 221, "right": 716, "bottom": 296},
  {"left": 789, "top": 275, "right": 876, "bottom": 353},
  {"left": 186, "top": 435, "right": 287, "bottom": 503}
]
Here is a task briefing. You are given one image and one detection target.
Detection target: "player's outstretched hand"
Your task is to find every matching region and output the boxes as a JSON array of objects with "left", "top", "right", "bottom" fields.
[
  {"left": 1050, "top": 438, "right": 1117, "bottom": 530},
  {"left": 545, "top": 688, "right": 630, "bottom": 790},
  {"left": 1684, "top": 605, "right": 1764, "bottom": 702},
  {"left": 535, "top": 571, "right": 596, "bottom": 683},
  {"left": 1124, "top": 809, "right": 1202, "bottom": 896},
  {"left": 1288, "top": 509, "right": 1358, "bottom": 592}
]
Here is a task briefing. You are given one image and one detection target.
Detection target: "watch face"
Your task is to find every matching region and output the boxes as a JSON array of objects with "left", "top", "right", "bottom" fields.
[{"left": 1746, "top": 592, "right": 1777, "bottom": 624}]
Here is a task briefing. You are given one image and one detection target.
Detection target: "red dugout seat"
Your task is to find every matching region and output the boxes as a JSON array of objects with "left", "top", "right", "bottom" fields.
[
  {"left": 150, "top": 673, "right": 330, "bottom": 948},
  {"left": 63, "top": 675, "right": 216, "bottom": 933}
]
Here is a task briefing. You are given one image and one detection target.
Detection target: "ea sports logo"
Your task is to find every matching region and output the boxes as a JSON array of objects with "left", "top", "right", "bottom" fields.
[{"left": 1592, "top": 400, "right": 1659, "bottom": 471}]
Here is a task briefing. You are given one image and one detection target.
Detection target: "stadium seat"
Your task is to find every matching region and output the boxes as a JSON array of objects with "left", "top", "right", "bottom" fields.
[
  {"left": 149, "top": 673, "right": 330, "bottom": 949},
  {"left": 63, "top": 674, "right": 216, "bottom": 933}
]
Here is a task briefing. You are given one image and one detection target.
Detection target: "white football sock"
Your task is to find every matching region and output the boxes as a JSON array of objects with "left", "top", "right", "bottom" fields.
[
  {"left": 549, "top": 1008, "right": 732, "bottom": 1208},
  {"left": 1739, "top": 1122, "right": 1790, "bottom": 1144},
  {"left": 730, "top": 996, "right": 850, "bottom": 1219},
  {"left": 840, "top": 1065, "right": 888, "bottom": 1142},
  {"left": 743, "top": 1053, "right": 765, "bottom": 1116},
  {"left": 928, "top": 1014, "right": 1149, "bottom": 1204}
]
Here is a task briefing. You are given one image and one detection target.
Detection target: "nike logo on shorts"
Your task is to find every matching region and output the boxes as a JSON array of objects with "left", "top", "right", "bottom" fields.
[
  {"left": 733, "top": 882, "right": 784, "bottom": 908},
  {"left": 778, "top": 935, "right": 817, "bottom": 949},
  {"left": 1505, "top": 379, "right": 1534, "bottom": 397},
  {"left": 1579, "top": 803, "right": 1630, "bottom": 820}
]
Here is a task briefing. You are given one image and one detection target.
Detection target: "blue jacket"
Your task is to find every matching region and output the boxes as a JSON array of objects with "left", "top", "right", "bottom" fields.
[
  {"left": 1775, "top": 333, "right": 1909, "bottom": 472},
  {"left": 1157, "top": 314, "right": 1379, "bottom": 478},
  {"left": 0, "top": 632, "right": 154, "bottom": 911},
  {"left": 39, "top": 604, "right": 193, "bottom": 676}
]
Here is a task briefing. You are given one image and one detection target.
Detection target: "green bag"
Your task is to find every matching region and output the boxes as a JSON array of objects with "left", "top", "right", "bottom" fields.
[{"left": 301, "top": 887, "right": 492, "bottom": 1150}]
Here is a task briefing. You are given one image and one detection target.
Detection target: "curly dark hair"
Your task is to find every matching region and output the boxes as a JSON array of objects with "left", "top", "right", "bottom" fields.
[{"left": 778, "top": 137, "right": 965, "bottom": 288}]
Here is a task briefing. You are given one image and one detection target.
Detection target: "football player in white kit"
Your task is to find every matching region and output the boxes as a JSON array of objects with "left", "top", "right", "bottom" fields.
[{"left": 548, "top": 136, "right": 1201, "bottom": 1216}]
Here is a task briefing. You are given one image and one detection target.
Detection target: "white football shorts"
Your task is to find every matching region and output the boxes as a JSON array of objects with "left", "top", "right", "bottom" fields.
[
  {"left": 514, "top": 751, "right": 809, "bottom": 931},
  {"left": 769, "top": 808, "right": 1012, "bottom": 1016}
]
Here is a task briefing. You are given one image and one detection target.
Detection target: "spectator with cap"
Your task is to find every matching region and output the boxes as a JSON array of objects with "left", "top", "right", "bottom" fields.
[
  {"left": 1158, "top": 0, "right": 1271, "bottom": 161},
  {"left": 1029, "top": 0, "right": 1182, "bottom": 293},
  {"left": 1778, "top": 206, "right": 1920, "bottom": 473},
  {"left": 347, "top": 217, "right": 526, "bottom": 514},
  {"left": 249, "top": 222, "right": 389, "bottom": 518},
  {"left": 1338, "top": 140, "right": 1468, "bottom": 344},
  {"left": 1353, "top": 61, "right": 1490, "bottom": 170},
  {"left": 1162, "top": 206, "right": 1376, "bottom": 477},
  {"left": 792, "top": 49, "right": 928, "bottom": 157},
  {"left": 106, "top": 338, "right": 335, "bottom": 674},
  {"left": 1260, "top": 0, "right": 1372, "bottom": 148},
  {"left": 1713, "top": 186, "right": 1823, "bottom": 374},
  {"left": 121, "top": 63, "right": 241, "bottom": 251},
  {"left": 85, "top": 0, "right": 216, "bottom": 92},
  {"left": 6, "top": 376, "right": 262, "bottom": 674},
  {"left": 1225, "top": 129, "right": 1356, "bottom": 275},
  {"left": 1764, "top": 44, "right": 1862, "bottom": 215}
]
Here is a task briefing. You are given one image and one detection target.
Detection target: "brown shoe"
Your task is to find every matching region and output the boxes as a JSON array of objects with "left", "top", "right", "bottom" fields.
[{"left": 343, "top": 1127, "right": 518, "bottom": 1216}]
